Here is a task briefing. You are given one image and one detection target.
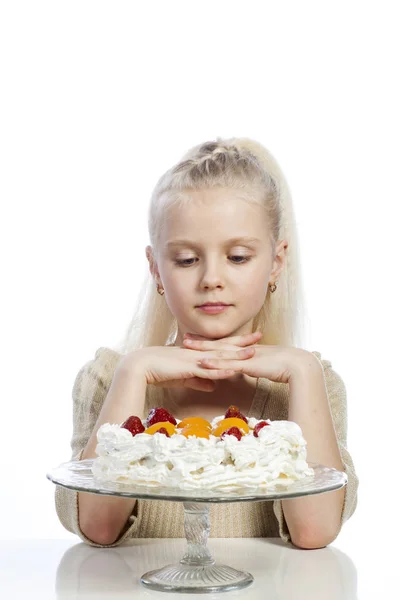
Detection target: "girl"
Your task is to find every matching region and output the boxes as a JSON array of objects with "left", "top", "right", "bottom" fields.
[{"left": 55, "top": 137, "right": 358, "bottom": 549}]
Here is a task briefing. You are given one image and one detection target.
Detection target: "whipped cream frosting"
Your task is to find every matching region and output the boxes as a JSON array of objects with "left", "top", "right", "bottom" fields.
[{"left": 91, "top": 415, "right": 314, "bottom": 490}]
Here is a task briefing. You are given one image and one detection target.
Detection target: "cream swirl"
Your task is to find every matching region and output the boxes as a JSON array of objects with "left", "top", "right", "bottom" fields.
[{"left": 91, "top": 418, "right": 314, "bottom": 490}]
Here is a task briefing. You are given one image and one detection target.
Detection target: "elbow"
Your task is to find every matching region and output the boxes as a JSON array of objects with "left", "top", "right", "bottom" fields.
[
  {"left": 291, "top": 537, "right": 328, "bottom": 550},
  {"left": 290, "top": 527, "right": 340, "bottom": 550},
  {"left": 79, "top": 521, "right": 120, "bottom": 546},
  {"left": 78, "top": 514, "right": 121, "bottom": 546}
]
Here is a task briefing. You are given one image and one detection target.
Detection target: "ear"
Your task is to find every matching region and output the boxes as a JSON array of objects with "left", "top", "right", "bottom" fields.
[
  {"left": 270, "top": 239, "right": 288, "bottom": 280},
  {"left": 145, "top": 245, "right": 161, "bottom": 283}
]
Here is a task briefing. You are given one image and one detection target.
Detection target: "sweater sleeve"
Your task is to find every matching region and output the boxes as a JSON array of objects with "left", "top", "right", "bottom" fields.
[
  {"left": 273, "top": 351, "right": 359, "bottom": 543},
  {"left": 54, "top": 347, "right": 142, "bottom": 547}
]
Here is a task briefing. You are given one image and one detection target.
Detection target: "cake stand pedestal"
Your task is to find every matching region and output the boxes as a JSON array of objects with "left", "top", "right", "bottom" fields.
[
  {"left": 141, "top": 502, "right": 253, "bottom": 593},
  {"left": 47, "top": 460, "right": 347, "bottom": 594}
]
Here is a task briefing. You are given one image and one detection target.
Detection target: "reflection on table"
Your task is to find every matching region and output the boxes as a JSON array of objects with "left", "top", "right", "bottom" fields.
[{"left": 55, "top": 537, "right": 357, "bottom": 599}]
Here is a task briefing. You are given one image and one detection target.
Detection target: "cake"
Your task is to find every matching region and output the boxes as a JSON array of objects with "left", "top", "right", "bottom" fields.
[{"left": 91, "top": 405, "right": 314, "bottom": 491}]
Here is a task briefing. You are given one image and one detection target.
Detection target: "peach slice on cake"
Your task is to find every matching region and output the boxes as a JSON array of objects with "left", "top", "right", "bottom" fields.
[
  {"left": 145, "top": 421, "right": 176, "bottom": 436},
  {"left": 177, "top": 417, "right": 212, "bottom": 430},
  {"left": 212, "top": 417, "right": 250, "bottom": 437},
  {"left": 180, "top": 425, "right": 211, "bottom": 439}
]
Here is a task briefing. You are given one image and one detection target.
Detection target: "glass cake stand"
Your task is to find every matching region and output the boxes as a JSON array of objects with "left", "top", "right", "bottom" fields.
[{"left": 47, "top": 459, "right": 347, "bottom": 594}]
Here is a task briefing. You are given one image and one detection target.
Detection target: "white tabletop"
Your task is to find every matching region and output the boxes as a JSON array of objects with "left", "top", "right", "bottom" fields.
[{"left": 0, "top": 537, "right": 362, "bottom": 599}]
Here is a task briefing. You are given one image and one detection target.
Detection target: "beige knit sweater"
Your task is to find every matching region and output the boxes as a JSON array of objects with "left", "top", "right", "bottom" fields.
[{"left": 55, "top": 348, "right": 358, "bottom": 547}]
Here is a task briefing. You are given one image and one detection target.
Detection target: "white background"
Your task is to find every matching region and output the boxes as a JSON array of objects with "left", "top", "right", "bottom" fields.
[{"left": 1, "top": 1, "right": 399, "bottom": 597}]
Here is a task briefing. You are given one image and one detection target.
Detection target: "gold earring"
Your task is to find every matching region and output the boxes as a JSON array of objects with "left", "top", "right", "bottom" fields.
[
  {"left": 157, "top": 284, "right": 165, "bottom": 296},
  {"left": 269, "top": 282, "right": 277, "bottom": 293}
]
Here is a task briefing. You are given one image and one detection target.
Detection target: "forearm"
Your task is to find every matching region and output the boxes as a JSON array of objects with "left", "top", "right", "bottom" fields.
[
  {"left": 78, "top": 365, "right": 148, "bottom": 545},
  {"left": 282, "top": 357, "right": 345, "bottom": 549}
]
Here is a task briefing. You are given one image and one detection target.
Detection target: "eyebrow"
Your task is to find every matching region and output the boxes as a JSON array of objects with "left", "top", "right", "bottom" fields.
[{"left": 166, "top": 236, "right": 261, "bottom": 249}]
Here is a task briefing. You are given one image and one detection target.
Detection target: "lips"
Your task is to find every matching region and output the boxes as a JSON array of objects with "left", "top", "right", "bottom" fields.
[{"left": 197, "top": 303, "right": 230, "bottom": 307}]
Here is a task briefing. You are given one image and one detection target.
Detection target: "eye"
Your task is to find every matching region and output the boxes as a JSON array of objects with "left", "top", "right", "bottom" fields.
[
  {"left": 174, "top": 256, "right": 251, "bottom": 267},
  {"left": 175, "top": 258, "right": 197, "bottom": 266},
  {"left": 230, "top": 255, "right": 251, "bottom": 264}
]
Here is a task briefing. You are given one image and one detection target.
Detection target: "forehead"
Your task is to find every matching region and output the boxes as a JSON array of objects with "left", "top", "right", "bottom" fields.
[{"left": 161, "top": 188, "right": 268, "bottom": 247}]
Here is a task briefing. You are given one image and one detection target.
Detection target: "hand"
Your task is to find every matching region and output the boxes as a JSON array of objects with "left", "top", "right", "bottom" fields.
[
  {"left": 183, "top": 331, "right": 314, "bottom": 384},
  {"left": 116, "top": 343, "right": 259, "bottom": 393}
]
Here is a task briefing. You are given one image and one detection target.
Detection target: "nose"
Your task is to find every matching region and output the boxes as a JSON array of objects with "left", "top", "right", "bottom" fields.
[{"left": 199, "top": 257, "right": 224, "bottom": 290}]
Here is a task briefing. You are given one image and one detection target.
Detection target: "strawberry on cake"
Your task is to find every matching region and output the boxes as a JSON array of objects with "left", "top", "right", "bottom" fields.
[{"left": 91, "top": 405, "right": 314, "bottom": 491}]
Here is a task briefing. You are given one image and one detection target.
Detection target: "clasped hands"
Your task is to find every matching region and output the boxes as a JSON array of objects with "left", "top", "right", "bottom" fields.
[{"left": 182, "top": 331, "right": 312, "bottom": 385}]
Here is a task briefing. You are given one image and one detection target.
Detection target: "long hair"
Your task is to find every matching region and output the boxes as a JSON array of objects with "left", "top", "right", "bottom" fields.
[{"left": 114, "top": 137, "right": 309, "bottom": 356}]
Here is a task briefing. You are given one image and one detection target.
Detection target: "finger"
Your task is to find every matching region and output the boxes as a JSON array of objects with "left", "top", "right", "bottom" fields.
[
  {"left": 183, "top": 331, "right": 262, "bottom": 346},
  {"left": 198, "top": 348, "right": 255, "bottom": 369},
  {"left": 196, "top": 368, "right": 236, "bottom": 378},
  {"left": 184, "top": 343, "right": 257, "bottom": 360},
  {"left": 204, "top": 347, "right": 255, "bottom": 360},
  {"left": 191, "top": 347, "right": 255, "bottom": 361},
  {"left": 184, "top": 339, "right": 257, "bottom": 355},
  {"left": 183, "top": 337, "right": 258, "bottom": 351}
]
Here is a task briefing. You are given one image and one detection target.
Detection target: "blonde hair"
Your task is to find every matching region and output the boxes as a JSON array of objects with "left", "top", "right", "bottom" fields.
[{"left": 114, "top": 137, "right": 309, "bottom": 356}]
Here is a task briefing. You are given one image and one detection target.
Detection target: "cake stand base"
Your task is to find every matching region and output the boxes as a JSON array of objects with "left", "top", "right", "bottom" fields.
[
  {"left": 141, "top": 563, "right": 253, "bottom": 594},
  {"left": 140, "top": 502, "right": 253, "bottom": 593}
]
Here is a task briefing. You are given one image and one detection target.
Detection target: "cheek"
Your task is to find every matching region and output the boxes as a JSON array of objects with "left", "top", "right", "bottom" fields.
[
  {"left": 162, "top": 273, "right": 191, "bottom": 310},
  {"left": 238, "top": 264, "right": 269, "bottom": 292},
  {"left": 239, "top": 268, "right": 270, "bottom": 309},
  {"left": 167, "top": 272, "right": 190, "bottom": 295},
  {"left": 243, "top": 288, "right": 267, "bottom": 310}
]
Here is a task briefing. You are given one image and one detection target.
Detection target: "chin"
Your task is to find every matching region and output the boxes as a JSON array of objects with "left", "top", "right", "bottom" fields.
[{"left": 193, "top": 325, "right": 241, "bottom": 340}]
